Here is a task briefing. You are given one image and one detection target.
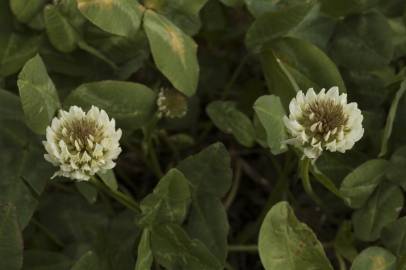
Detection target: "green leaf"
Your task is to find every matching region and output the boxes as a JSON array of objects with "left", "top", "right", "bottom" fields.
[
  {"left": 253, "top": 114, "right": 268, "bottom": 148},
  {"left": 291, "top": 14, "right": 337, "bottom": 51},
  {"left": 0, "top": 204, "right": 23, "bottom": 270},
  {"left": 260, "top": 37, "right": 345, "bottom": 109},
  {"left": 151, "top": 223, "right": 222, "bottom": 270},
  {"left": 10, "top": 0, "right": 46, "bottom": 23},
  {"left": 77, "top": 0, "right": 143, "bottom": 37},
  {"left": 334, "top": 221, "right": 358, "bottom": 262},
  {"left": 97, "top": 170, "right": 118, "bottom": 191},
  {"left": 379, "top": 80, "right": 406, "bottom": 157},
  {"left": 177, "top": 143, "right": 232, "bottom": 197},
  {"left": 329, "top": 10, "right": 394, "bottom": 71},
  {"left": 245, "top": 0, "right": 315, "bottom": 18},
  {"left": 253, "top": 95, "right": 287, "bottom": 154},
  {"left": 320, "top": 0, "right": 378, "bottom": 17},
  {"left": 206, "top": 101, "right": 256, "bottom": 147},
  {"left": 219, "top": 0, "right": 244, "bottom": 7},
  {"left": 386, "top": 146, "right": 406, "bottom": 190},
  {"left": 352, "top": 183, "right": 404, "bottom": 242},
  {"left": 269, "top": 37, "right": 346, "bottom": 93},
  {"left": 316, "top": 151, "right": 366, "bottom": 183},
  {"left": 177, "top": 143, "right": 232, "bottom": 264},
  {"left": 64, "top": 80, "right": 156, "bottom": 130},
  {"left": 36, "top": 193, "right": 139, "bottom": 269},
  {"left": 135, "top": 229, "right": 153, "bottom": 270},
  {"left": 0, "top": 0, "right": 13, "bottom": 31},
  {"left": 0, "top": 89, "right": 24, "bottom": 121},
  {"left": 350, "top": 247, "right": 396, "bottom": 270},
  {"left": 20, "top": 146, "right": 53, "bottom": 195},
  {"left": 244, "top": 0, "right": 275, "bottom": 17},
  {"left": 382, "top": 216, "right": 406, "bottom": 256},
  {"left": 145, "top": 0, "right": 208, "bottom": 16},
  {"left": 260, "top": 47, "right": 298, "bottom": 108},
  {"left": 18, "top": 55, "right": 61, "bottom": 134},
  {"left": 139, "top": 169, "right": 191, "bottom": 226},
  {"left": 0, "top": 124, "right": 40, "bottom": 228},
  {"left": 77, "top": 40, "right": 118, "bottom": 70},
  {"left": 186, "top": 194, "right": 229, "bottom": 265},
  {"left": 23, "top": 250, "right": 73, "bottom": 270},
  {"left": 258, "top": 201, "right": 333, "bottom": 270},
  {"left": 143, "top": 10, "right": 199, "bottom": 97},
  {"left": 390, "top": 18, "right": 406, "bottom": 59},
  {"left": 0, "top": 33, "right": 41, "bottom": 77},
  {"left": 71, "top": 251, "right": 101, "bottom": 270},
  {"left": 339, "top": 159, "right": 389, "bottom": 209},
  {"left": 245, "top": 2, "right": 315, "bottom": 51},
  {"left": 143, "top": 0, "right": 209, "bottom": 35},
  {"left": 75, "top": 182, "right": 98, "bottom": 204},
  {"left": 44, "top": 4, "right": 78, "bottom": 53},
  {"left": 82, "top": 23, "right": 148, "bottom": 65}
]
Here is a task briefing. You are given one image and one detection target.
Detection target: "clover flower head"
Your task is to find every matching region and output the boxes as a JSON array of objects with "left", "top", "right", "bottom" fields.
[
  {"left": 157, "top": 88, "right": 188, "bottom": 119},
  {"left": 283, "top": 87, "right": 364, "bottom": 159},
  {"left": 43, "top": 106, "right": 122, "bottom": 181}
]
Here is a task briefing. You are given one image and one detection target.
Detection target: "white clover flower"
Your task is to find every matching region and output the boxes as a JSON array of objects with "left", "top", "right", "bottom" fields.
[
  {"left": 43, "top": 106, "right": 122, "bottom": 181},
  {"left": 283, "top": 87, "right": 364, "bottom": 159}
]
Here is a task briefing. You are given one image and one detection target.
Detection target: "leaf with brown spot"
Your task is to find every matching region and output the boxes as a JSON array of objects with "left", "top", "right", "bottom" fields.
[
  {"left": 77, "top": 0, "right": 142, "bottom": 37},
  {"left": 165, "top": 25, "right": 186, "bottom": 66},
  {"left": 143, "top": 0, "right": 208, "bottom": 35},
  {"left": 143, "top": 10, "right": 199, "bottom": 97},
  {"left": 258, "top": 201, "right": 333, "bottom": 270},
  {"left": 351, "top": 247, "right": 396, "bottom": 270}
]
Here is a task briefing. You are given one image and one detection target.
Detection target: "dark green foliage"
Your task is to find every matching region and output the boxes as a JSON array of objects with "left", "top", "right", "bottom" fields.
[{"left": 1, "top": 0, "right": 406, "bottom": 269}]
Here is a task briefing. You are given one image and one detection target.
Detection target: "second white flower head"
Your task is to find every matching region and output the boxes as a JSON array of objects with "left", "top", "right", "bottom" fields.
[
  {"left": 283, "top": 87, "right": 364, "bottom": 159},
  {"left": 43, "top": 106, "right": 122, "bottom": 181}
]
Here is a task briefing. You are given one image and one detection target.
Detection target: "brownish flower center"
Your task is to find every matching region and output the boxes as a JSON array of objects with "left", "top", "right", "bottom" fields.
[
  {"left": 56, "top": 117, "right": 105, "bottom": 153},
  {"left": 66, "top": 118, "right": 99, "bottom": 142},
  {"left": 300, "top": 99, "right": 348, "bottom": 140}
]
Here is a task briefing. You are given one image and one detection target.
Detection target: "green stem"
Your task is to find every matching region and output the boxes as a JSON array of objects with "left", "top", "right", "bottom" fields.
[
  {"left": 224, "top": 160, "right": 242, "bottom": 210},
  {"left": 143, "top": 115, "right": 163, "bottom": 178},
  {"left": 228, "top": 245, "right": 258, "bottom": 253},
  {"left": 335, "top": 251, "right": 347, "bottom": 270},
  {"left": 90, "top": 176, "right": 141, "bottom": 214},
  {"left": 222, "top": 55, "right": 249, "bottom": 99},
  {"left": 160, "top": 131, "right": 180, "bottom": 162},
  {"left": 300, "top": 158, "right": 322, "bottom": 205},
  {"left": 149, "top": 139, "right": 163, "bottom": 178},
  {"left": 310, "top": 166, "right": 342, "bottom": 199}
]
